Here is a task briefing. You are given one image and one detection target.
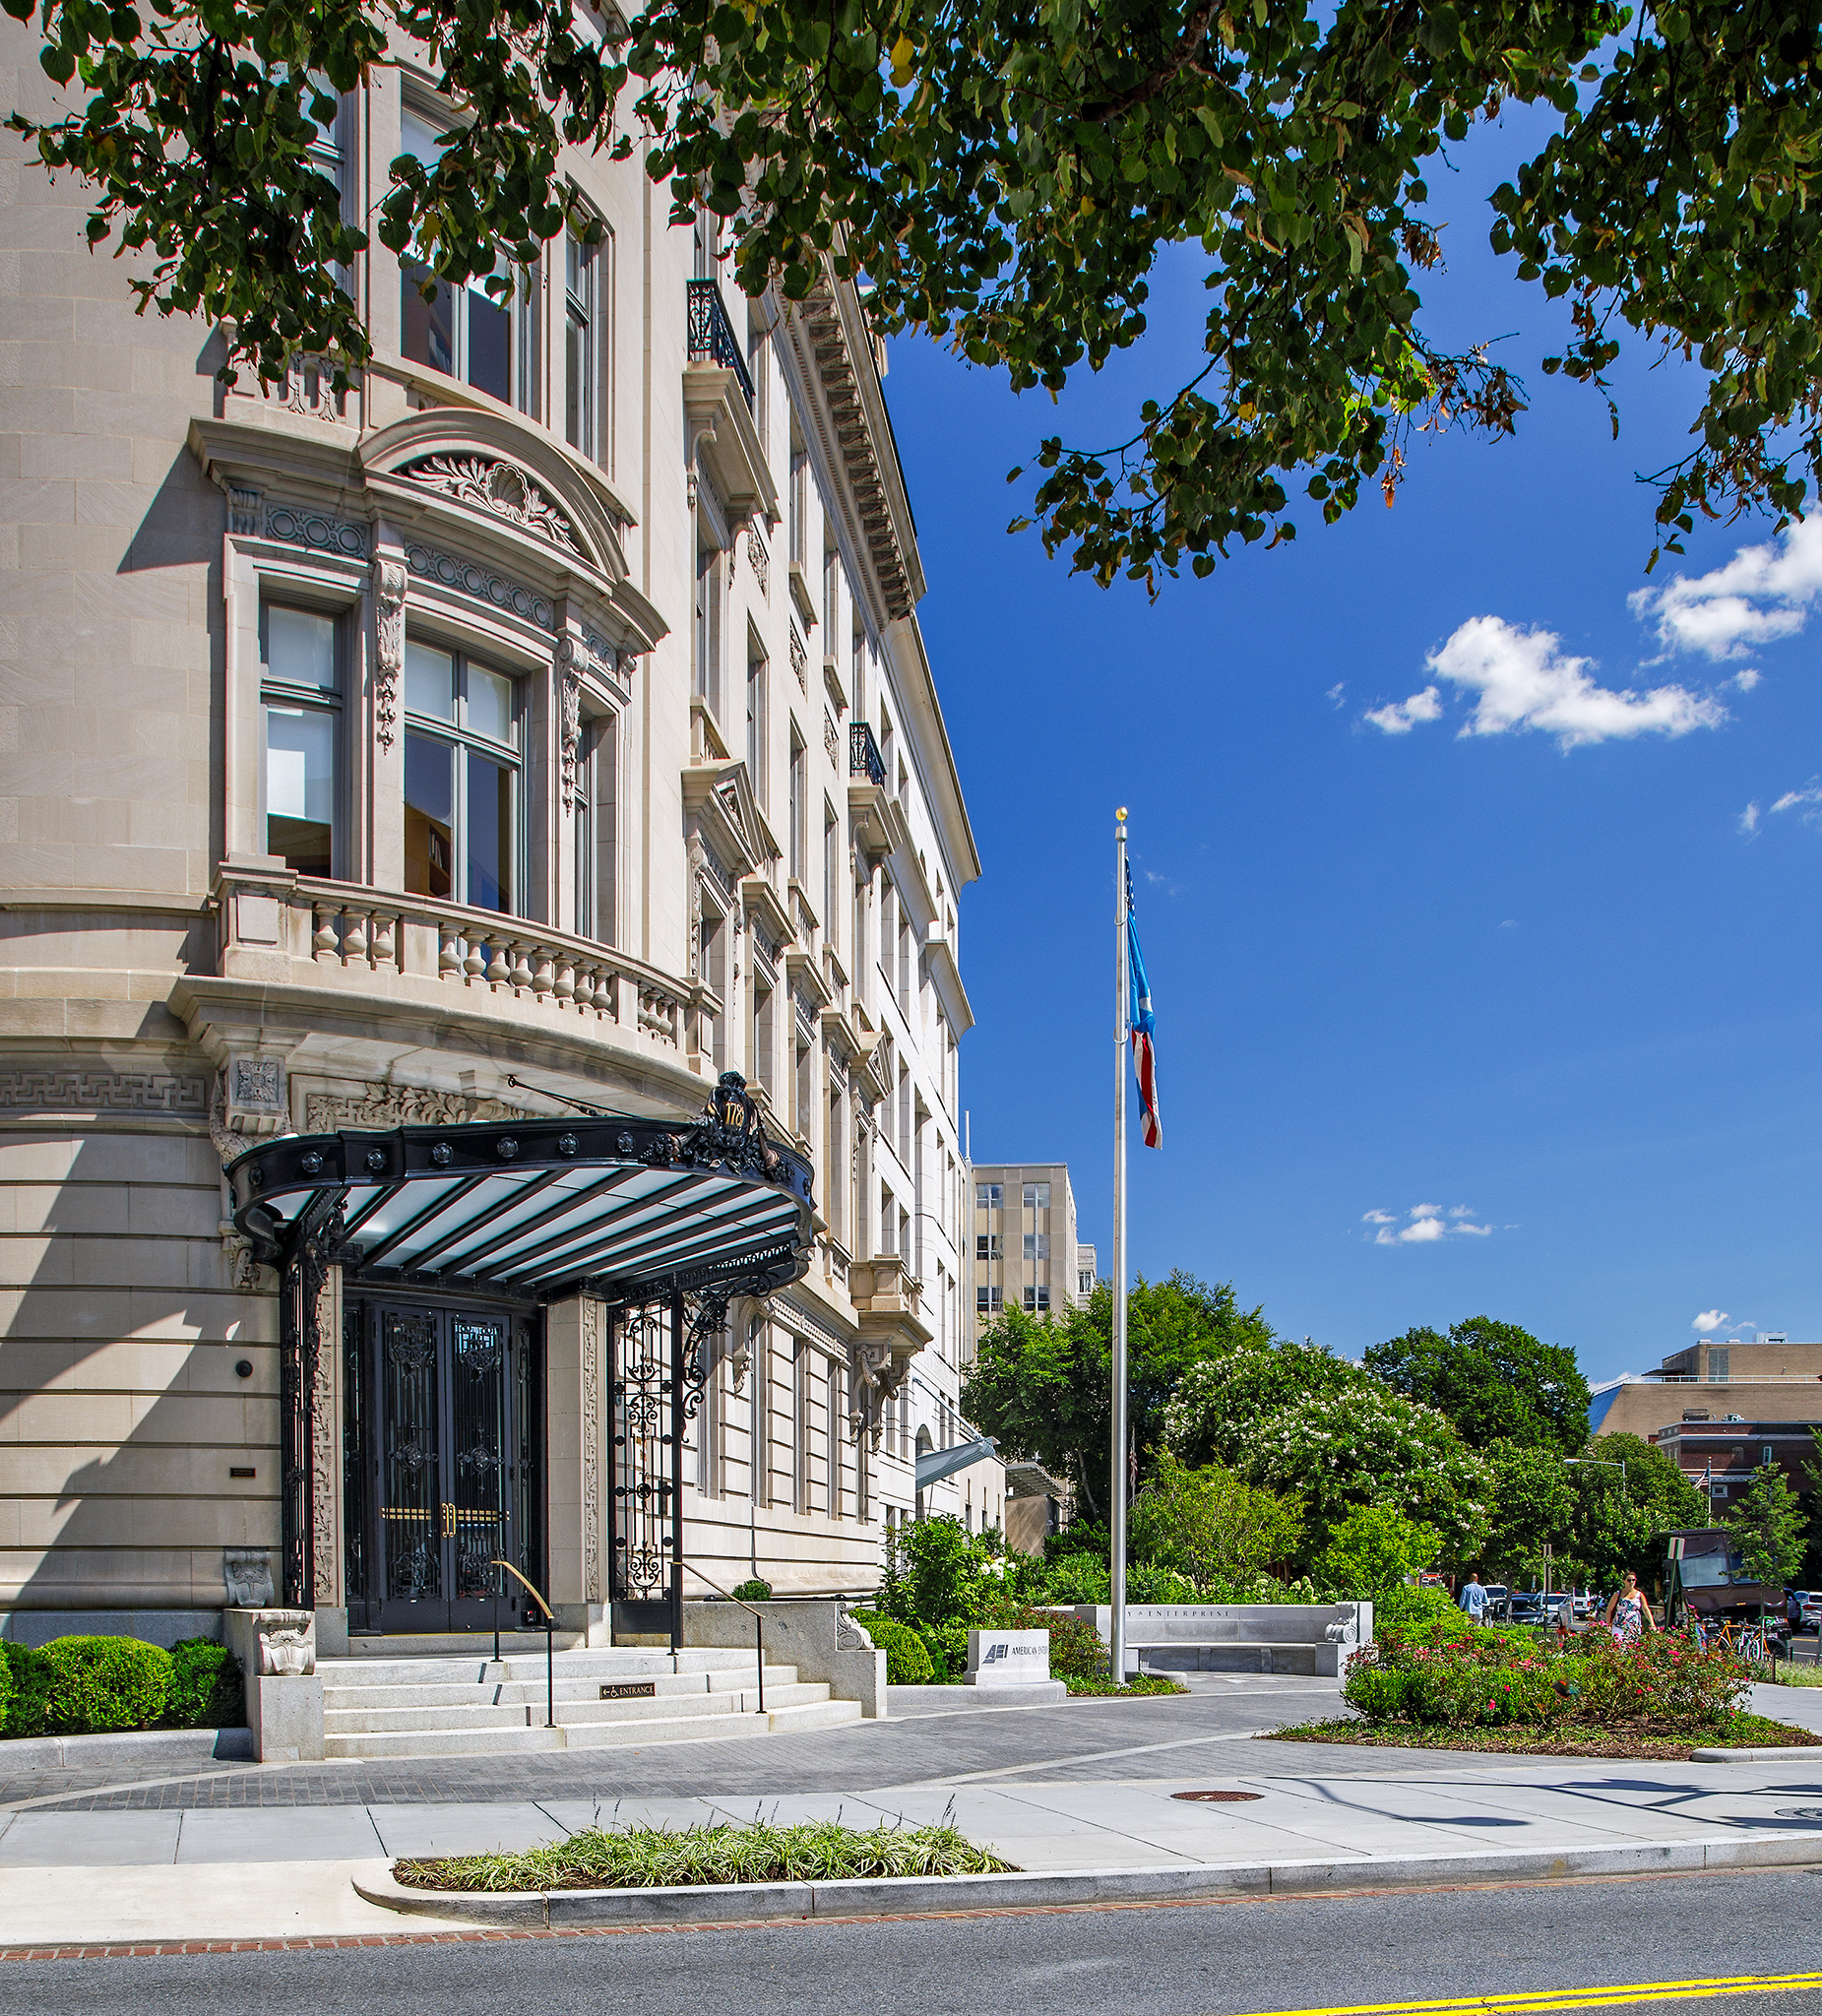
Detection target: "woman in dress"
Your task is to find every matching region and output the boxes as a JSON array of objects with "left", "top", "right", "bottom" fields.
[{"left": 1605, "top": 1571, "right": 1656, "bottom": 1644}]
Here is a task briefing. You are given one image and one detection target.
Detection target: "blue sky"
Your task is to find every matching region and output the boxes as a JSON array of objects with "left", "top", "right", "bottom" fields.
[{"left": 885, "top": 104, "right": 1822, "bottom": 1385}]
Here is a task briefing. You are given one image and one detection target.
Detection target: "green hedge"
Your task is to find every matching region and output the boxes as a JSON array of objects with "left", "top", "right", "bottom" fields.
[
  {"left": 852, "top": 1614, "right": 933, "bottom": 1685},
  {"left": 167, "top": 1639, "right": 244, "bottom": 1731},
  {"left": 1, "top": 1634, "right": 245, "bottom": 1740},
  {"left": 731, "top": 1579, "right": 772, "bottom": 1603}
]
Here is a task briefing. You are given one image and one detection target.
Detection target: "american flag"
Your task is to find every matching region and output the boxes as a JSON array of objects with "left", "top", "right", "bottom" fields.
[{"left": 1126, "top": 866, "right": 1162, "bottom": 1149}]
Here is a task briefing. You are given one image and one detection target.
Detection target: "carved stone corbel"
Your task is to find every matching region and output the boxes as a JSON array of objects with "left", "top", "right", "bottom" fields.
[
  {"left": 559, "top": 666, "right": 582, "bottom": 811},
  {"left": 373, "top": 557, "right": 408, "bottom": 748}
]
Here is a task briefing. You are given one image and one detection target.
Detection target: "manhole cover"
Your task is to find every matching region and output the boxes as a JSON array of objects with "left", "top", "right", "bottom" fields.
[
  {"left": 1774, "top": 1808, "right": 1822, "bottom": 1819},
  {"left": 1172, "top": 1790, "right": 1263, "bottom": 1803}
]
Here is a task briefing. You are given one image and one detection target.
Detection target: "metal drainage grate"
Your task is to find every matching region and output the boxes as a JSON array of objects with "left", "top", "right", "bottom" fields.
[{"left": 1172, "top": 1790, "right": 1263, "bottom": 1802}]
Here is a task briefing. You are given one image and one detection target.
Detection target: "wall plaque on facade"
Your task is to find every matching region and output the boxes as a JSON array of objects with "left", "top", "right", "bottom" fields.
[{"left": 599, "top": 1680, "right": 657, "bottom": 1700}]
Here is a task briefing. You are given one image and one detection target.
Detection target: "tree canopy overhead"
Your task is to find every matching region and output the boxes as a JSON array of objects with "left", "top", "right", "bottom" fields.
[
  {"left": 1365, "top": 1317, "right": 1592, "bottom": 1457},
  {"left": 11, "top": 0, "right": 1822, "bottom": 589}
]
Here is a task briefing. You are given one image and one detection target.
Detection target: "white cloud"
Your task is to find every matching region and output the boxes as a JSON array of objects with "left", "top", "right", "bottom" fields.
[
  {"left": 1692, "top": 1309, "right": 1729, "bottom": 1333},
  {"left": 1630, "top": 515, "right": 1822, "bottom": 661},
  {"left": 1424, "top": 617, "right": 1727, "bottom": 748},
  {"left": 1770, "top": 782, "right": 1822, "bottom": 825},
  {"left": 1368, "top": 1202, "right": 1493, "bottom": 1245},
  {"left": 1327, "top": 682, "right": 1347, "bottom": 709},
  {"left": 1739, "top": 802, "right": 1762, "bottom": 837},
  {"left": 1363, "top": 686, "right": 1442, "bottom": 735},
  {"left": 1729, "top": 667, "right": 1762, "bottom": 692}
]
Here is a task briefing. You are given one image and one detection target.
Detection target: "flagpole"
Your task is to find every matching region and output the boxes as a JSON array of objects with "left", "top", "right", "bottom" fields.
[{"left": 1111, "top": 807, "right": 1130, "bottom": 1689}]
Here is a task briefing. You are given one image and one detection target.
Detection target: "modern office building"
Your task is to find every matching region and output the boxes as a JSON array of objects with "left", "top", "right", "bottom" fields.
[
  {"left": 0, "top": 22, "right": 982, "bottom": 1647},
  {"left": 1590, "top": 1335, "right": 1822, "bottom": 1447},
  {"left": 966, "top": 1163, "right": 1086, "bottom": 1354}
]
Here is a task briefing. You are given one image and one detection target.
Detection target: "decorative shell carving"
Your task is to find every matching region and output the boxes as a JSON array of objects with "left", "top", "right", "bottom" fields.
[{"left": 401, "top": 454, "right": 581, "bottom": 556}]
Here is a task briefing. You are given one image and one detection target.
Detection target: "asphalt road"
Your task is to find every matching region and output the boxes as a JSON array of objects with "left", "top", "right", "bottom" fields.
[{"left": 5, "top": 1867, "right": 1821, "bottom": 2014}]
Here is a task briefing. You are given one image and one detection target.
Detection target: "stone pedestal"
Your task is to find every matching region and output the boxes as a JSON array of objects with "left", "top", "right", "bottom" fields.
[
  {"left": 221, "top": 1607, "right": 327, "bottom": 1762},
  {"left": 964, "top": 1628, "right": 1065, "bottom": 1700}
]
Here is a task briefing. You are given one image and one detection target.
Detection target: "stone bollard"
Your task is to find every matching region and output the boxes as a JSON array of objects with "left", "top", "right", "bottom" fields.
[{"left": 221, "top": 1607, "right": 326, "bottom": 1762}]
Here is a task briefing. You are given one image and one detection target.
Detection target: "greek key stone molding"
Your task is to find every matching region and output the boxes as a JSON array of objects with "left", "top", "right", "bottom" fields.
[
  {"left": 266, "top": 503, "right": 369, "bottom": 558},
  {"left": 405, "top": 540, "right": 556, "bottom": 631},
  {"left": 401, "top": 453, "right": 581, "bottom": 556},
  {"left": 303, "top": 1085, "right": 532, "bottom": 1131},
  {"left": 582, "top": 1296, "right": 601, "bottom": 1606},
  {"left": 0, "top": 1067, "right": 209, "bottom": 1115},
  {"left": 373, "top": 558, "right": 407, "bottom": 748}
]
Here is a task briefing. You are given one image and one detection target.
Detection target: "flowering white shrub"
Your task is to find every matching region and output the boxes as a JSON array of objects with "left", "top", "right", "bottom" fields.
[{"left": 1239, "top": 1386, "right": 1491, "bottom": 1560}]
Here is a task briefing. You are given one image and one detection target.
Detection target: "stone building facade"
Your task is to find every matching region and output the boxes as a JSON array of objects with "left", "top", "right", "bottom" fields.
[
  {"left": 0, "top": 28, "right": 979, "bottom": 1644},
  {"left": 966, "top": 1162, "right": 1086, "bottom": 1358}
]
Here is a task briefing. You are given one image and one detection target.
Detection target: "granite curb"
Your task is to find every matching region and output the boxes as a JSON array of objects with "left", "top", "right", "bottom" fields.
[
  {"left": 352, "top": 1832, "right": 1822, "bottom": 1927},
  {"left": 1692, "top": 1745, "right": 1822, "bottom": 1762},
  {"left": 0, "top": 1728, "right": 253, "bottom": 1772}
]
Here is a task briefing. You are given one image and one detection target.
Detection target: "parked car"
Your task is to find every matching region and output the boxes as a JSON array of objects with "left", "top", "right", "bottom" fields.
[
  {"left": 1571, "top": 1589, "right": 1598, "bottom": 1620},
  {"left": 1505, "top": 1589, "right": 1548, "bottom": 1624},
  {"left": 1480, "top": 1584, "right": 1512, "bottom": 1621},
  {"left": 1788, "top": 1590, "right": 1822, "bottom": 1632}
]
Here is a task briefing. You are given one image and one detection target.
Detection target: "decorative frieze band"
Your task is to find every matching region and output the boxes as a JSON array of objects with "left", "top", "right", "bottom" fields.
[
  {"left": 400, "top": 454, "right": 581, "bottom": 557},
  {"left": 405, "top": 540, "right": 556, "bottom": 631},
  {"left": 302, "top": 1085, "right": 532, "bottom": 1131},
  {"left": 266, "top": 503, "right": 369, "bottom": 559},
  {"left": 0, "top": 1068, "right": 210, "bottom": 1115}
]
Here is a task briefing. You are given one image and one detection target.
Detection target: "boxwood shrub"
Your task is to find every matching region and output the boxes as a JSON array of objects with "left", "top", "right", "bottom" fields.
[
  {"left": 731, "top": 1579, "right": 772, "bottom": 1603},
  {"left": 166, "top": 1639, "right": 243, "bottom": 1731},
  {"left": 0, "top": 1644, "right": 12, "bottom": 1732},
  {"left": 852, "top": 1614, "right": 933, "bottom": 1685},
  {"left": 41, "top": 1636, "right": 169, "bottom": 1733},
  {"left": 2, "top": 1642, "right": 53, "bottom": 1739}
]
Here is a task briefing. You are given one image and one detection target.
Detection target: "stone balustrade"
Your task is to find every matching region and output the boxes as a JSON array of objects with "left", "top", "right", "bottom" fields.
[{"left": 216, "top": 869, "right": 691, "bottom": 1052}]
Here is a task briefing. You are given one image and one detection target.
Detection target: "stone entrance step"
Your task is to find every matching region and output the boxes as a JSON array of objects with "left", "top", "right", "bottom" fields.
[{"left": 315, "top": 1646, "right": 860, "bottom": 1759}]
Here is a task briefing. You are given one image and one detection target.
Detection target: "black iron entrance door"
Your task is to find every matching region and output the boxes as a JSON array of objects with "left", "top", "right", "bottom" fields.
[{"left": 346, "top": 1300, "right": 537, "bottom": 1634}]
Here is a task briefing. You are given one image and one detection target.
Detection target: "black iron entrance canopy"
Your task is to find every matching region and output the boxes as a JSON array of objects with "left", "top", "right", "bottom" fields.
[{"left": 227, "top": 1073, "right": 814, "bottom": 1300}]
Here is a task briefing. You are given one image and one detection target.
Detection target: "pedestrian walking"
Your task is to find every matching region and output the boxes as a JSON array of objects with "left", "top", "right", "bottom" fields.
[
  {"left": 1459, "top": 1569, "right": 1488, "bottom": 1624},
  {"left": 1604, "top": 1571, "right": 1656, "bottom": 1645}
]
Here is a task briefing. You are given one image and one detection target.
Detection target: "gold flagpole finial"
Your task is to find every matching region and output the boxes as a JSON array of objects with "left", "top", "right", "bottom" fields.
[{"left": 1115, "top": 806, "right": 1129, "bottom": 822}]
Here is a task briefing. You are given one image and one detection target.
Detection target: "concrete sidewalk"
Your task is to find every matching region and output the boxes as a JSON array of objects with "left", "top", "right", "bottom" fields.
[{"left": 7, "top": 1730, "right": 1822, "bottom": 1943}]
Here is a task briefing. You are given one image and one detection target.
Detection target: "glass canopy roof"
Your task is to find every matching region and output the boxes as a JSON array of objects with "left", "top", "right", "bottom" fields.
[{"left": 226, "top": 1084, "right": 814, "bottom": 1301}]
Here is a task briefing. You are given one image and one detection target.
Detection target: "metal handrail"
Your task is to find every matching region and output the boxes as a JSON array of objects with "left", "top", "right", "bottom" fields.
[
  {"left": 680, "top": 1561, "right": 766, "bottom": 1714},
  {"left": 686, "top": 279, "right": 755, "bottom": 410},
  {"left": 849, "top": 721, "right": 886, "bottom": 786},
  {"left": 491, "top": 1558, "right": 556, "bottom": 1729}
]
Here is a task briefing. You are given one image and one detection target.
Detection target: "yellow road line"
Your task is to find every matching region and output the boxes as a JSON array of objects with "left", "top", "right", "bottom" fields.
[{"left": 1224, "top": 1975, "right": 1822, "bottom": 2016}]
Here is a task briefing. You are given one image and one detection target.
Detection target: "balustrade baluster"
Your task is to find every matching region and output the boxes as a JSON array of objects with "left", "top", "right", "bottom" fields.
[
  {"left": 553, "top": 958, "right": 576, "bottom": 1007},
  {"left": 464, "top": 936, "right": 487, "bottom": 983},
  {"left": 312, "top": 904, "right": 340, "bottom": 962},
  {"left": 509, "top": 941, "right": 534, "bottom": 993},
  {"left": 485, "top": 941, "right": 512, "bottom": 988},
  {"left": 343, "top": 909, "right": 369, "bottom": 966},
  {"left": 531, "top": 946, "right": 555, "bottom": 1001},
  {"left": 439, "top": 923, "right": 464, "bottom": 979},
  {"left": 370, "top": 912, "right": 398, "bottom": 970}
]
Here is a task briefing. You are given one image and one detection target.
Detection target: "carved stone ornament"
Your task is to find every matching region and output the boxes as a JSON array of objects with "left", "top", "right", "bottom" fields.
[
  {"left": 256, "top": 1610, "right": 317, "bottom": 1676},
  {"left": 232, "top": 1057, "right": 283, "bottom": 1110},
  {"left": 222, "top": 1546, "right": 277, "bottom": 1608},
  {"left": 560, "top": 669, "right": 582, "bottom": 811},
  {"left": 824, "top": 706, "right": 840, "bottom": 766},
  {"left": 0, "top": 1067, "right": 207, "bottom": 1116},
  {"left": 373, "top": 557, "right": 408, "bottom": 749},
  {"left": 303, "top": 1085, "right": 531, "bottom": 1131},
  {"left": 582, "top": 1296, "right": 601, "bottom": 1605},
  {"left": 401, "top": 453, "right": 581, "bottom": 555}
]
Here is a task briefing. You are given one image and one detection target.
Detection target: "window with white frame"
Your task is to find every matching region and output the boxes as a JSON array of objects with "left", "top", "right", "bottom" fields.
[
  {"left": 1024, "top": 1231, "right": 1050, "bottom": 1261},
  {"left": 260, "top": 603, "right": 342, "bottom": 878},
  {"left": 976, "top": 1182, "right": 1002, "bottom": 1209},
  {"left": 694, "top": 517, "right": 725, "bottom": 722},
  {"left": 403, "top": 641, "right": 521, "bottom": 913},
  {"left": 399, "top": 106, "right": 538, "bottom": 413},
  {"left": 1023, "top": 1181, "right": 1051, "bottom": 1210},
  {"left": 787, "top": 729, "right": 806, "bottom": 884},
  {"left": 745, "top": 645, "right": 767, "bottom": 794},
  {"left": 565, "top": 226, "right": 600, "bottom": 457},
  {"left": 573, "top": 716, "right": 616, "bottom": 944}
]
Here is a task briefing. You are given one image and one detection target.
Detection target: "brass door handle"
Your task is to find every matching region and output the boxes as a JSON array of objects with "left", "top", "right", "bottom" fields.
[{"left": 441, "top": 1503, "right": 456, "bottom": 1537}]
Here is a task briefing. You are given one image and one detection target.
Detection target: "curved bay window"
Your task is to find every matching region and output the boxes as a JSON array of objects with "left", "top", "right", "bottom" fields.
[
  {"left": 260, "top": 602, "right": 341, "bottom": 876},
  {"left": 404, "top": 640, "right": 520, "bottom": 913}
]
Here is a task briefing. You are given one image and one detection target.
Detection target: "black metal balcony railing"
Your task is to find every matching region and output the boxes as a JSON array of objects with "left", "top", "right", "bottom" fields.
[
  {"left": 687, "top": 279, "right": 755, "bottom": 412},
  {"left": 850, "top": 721, "right": 886, "bottom": 786}
]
